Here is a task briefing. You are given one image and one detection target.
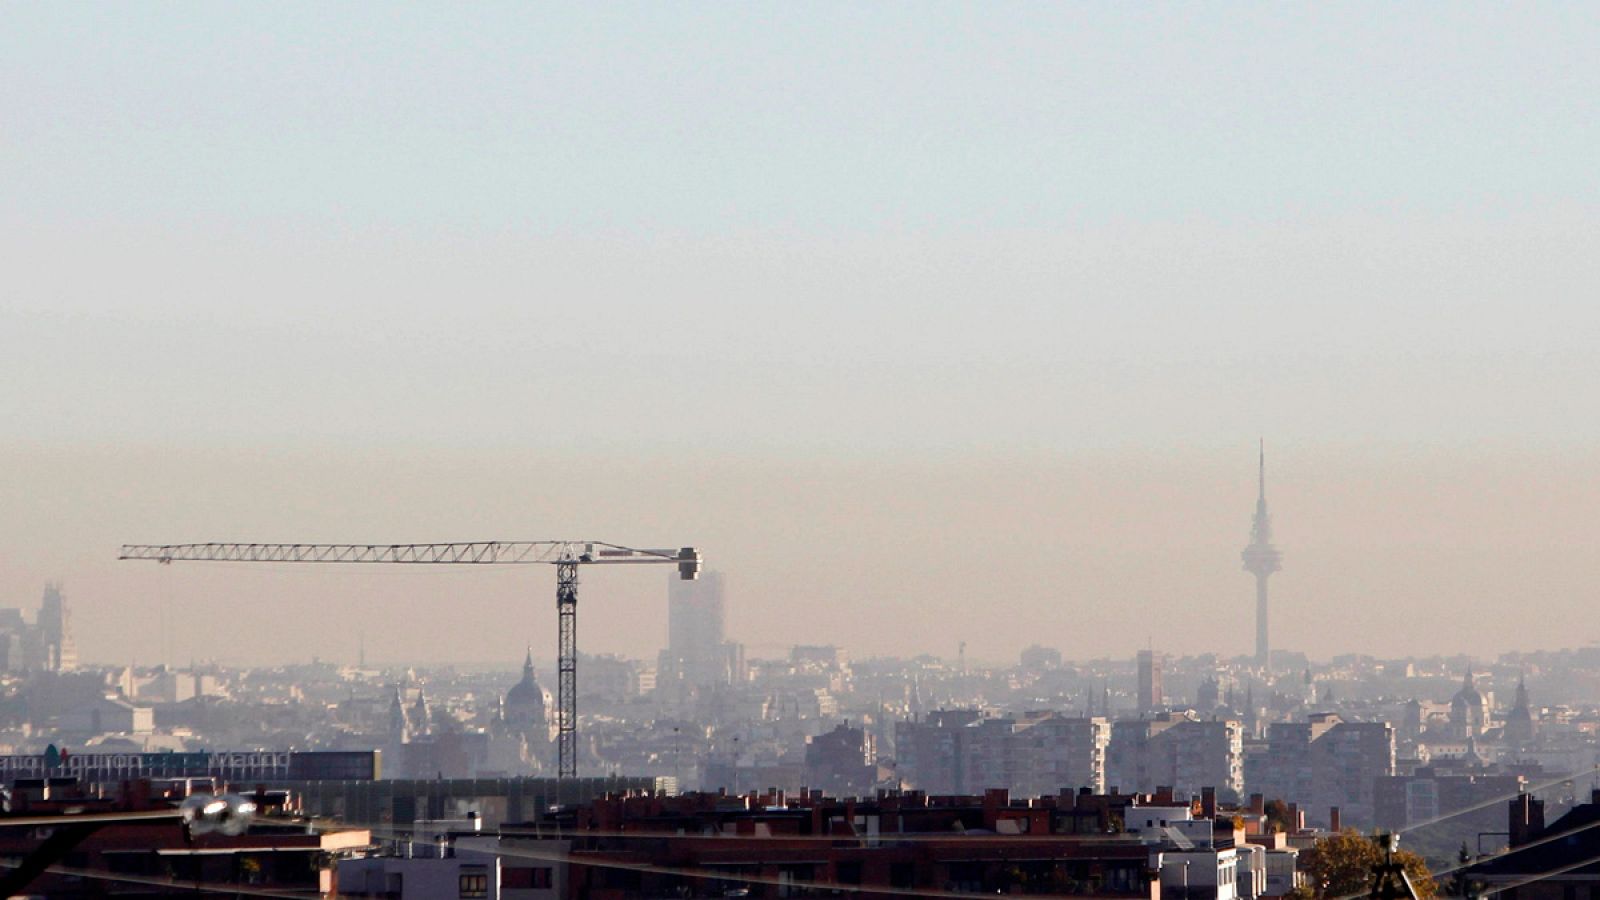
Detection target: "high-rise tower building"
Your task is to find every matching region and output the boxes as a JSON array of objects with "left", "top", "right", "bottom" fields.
[
  {"left": 662, "top": 570, "right": 731, "bottom": 689},
  {"left": 1137, "top": 649, "right": 1163, "bottom": 712},
  {"left": 1241, "top": 442, "right": 1282, "bottom": 669},
  {"left": 37, "top": 583, "right": 77, "bottom": 672}
]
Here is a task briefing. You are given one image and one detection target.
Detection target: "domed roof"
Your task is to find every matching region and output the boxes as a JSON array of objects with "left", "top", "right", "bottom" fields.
[
  {"left": 506, "top": 648, "right": 545, "bottom": 711},
  {"left": 1452, "top": 668, "right": 1484, "bottom": 706}
]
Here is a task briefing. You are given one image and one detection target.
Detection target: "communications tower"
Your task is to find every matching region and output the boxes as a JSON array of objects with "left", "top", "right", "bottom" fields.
[{"left": 1241, "top": 441, "right": 1282, "bottom": 669}]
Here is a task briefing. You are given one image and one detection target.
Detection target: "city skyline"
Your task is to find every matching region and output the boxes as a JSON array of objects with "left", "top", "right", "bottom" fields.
[
  {"left": 2, "top": 6, "right": 1598, "bottom": 897},
  {"left": 9, "top": 374, "right": 1595, "bottom": 667},
  {"left": 12, "top": 425, "right": 1600, "bottom": 666}
]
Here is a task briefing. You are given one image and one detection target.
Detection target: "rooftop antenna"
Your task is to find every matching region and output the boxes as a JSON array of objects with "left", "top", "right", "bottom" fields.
[
  {"left": 1368, "top": 833, "right": 1420, "bottom": 900},
  {"left": 159, "top": 589, "right": 168, "bottom": 671}
]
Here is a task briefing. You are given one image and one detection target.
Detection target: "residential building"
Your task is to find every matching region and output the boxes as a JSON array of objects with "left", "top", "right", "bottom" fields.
[
  {"left": 1247, "top": 713, "right": 1394, "bottom": 829},
  {"left": 1374, "top": 768, "right": 1525, "bottom": 834},
  {"left": 1110, "top": 713, "right": 1244, "bottom": 801},
  {"left": 895, "top": 710, "right": 1107, "bottom": 797},
  {"left": 541, "top": 788, "right": 1159, "bottom": 899},
  {"left": 0, "top": 776, "right": 369, "bottom": 897},
  {"left": 804, "top": 722, "right": 875, "bottom": 797},
  {"left": 1469, "top": 792, "right": 1600, "bottom": 900}
]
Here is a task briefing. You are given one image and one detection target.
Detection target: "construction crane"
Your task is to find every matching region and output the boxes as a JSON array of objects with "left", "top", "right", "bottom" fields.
[{"left": 118, "top": 540, "right": 701, "bottom": 778}]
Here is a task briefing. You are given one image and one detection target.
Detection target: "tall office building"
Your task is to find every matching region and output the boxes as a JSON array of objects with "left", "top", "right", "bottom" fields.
[
  {"left": 661, "top": 570, "right": 734, "bottom": 689},
  {"left": 1241, "top": 442, "right": 1282, "bottom": 669},
  {"left": 37, "top": 583, "right": 77, "bottom": 672},
  {"left": 1137, "top": 649, "right": 1163, "bottom": 713}
]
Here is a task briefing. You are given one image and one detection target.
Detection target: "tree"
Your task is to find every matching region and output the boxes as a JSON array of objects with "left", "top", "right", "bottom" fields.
[
  {"left": 1300, "top": 830, "right": 1436, "bottom": 900},
  {"left": 1264, "top": 798, "right": 1294, "bottom": 833}
]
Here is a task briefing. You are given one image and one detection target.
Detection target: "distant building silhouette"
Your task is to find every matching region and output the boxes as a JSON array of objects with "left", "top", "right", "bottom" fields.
[
  {"left": 658, "top": 571, "right": 742, "bottom": 694},
  {"left": 388, "top": 684, "right": 410, "bottom": 744},
  {"left": 804, "top": 721, "right": 876, "bottom": 797},
  {"left": 1504, "top": 673, "right": 1536, "bottom": 743},
  {"left": 38, "top": 583, "right": 76, "bottom": 672},
  {"left": 1107, "top": 710, "right": 1244, "bottom": 800},
  {"left": 1241, "top": 443, "right": 1282, "bottom": 669},
  {"left": 894, "top": 709, "right": 1107, "bottom": 796},
  {"left": 1137, "top": 649, "right": 1163, "bottom": 713},
  {"left": 0, "top": 584, "right": 78, "bottom": 672},
  {"left": 505, "top": 647, "right": 550, "bottom": 739},
  {"left": 1020, "top": 644, "right": 1062, "bottom": 669},
  {"left": 1450, "top": 667, "right": 1491, "bottom": 737}
]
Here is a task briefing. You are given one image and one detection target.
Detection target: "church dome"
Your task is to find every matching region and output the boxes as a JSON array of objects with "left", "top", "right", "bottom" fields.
[
  {"left": 1449, "top": 668, "right": 1489, "bottom": 735},
  {"left": 1452, "top": 670, "right": 1484, "bottom": 707},
  {"left": 506, "top": 648, "right": 546, "bottom": 727}
]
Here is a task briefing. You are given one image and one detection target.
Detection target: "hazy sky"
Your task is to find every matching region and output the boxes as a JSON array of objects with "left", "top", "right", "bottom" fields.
[{"left": 2, "top": 4, "right": 1598, "bottom": 667}]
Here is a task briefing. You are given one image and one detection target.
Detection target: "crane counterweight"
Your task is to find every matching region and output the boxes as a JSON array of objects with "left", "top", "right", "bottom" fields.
[{"left": 677, "top": 546, "right": 701, "bottom": 581}]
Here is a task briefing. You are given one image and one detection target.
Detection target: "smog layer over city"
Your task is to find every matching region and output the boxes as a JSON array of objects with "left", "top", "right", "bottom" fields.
[{"left": 2, "top": 5, "right": 1598, "bottom": 900}]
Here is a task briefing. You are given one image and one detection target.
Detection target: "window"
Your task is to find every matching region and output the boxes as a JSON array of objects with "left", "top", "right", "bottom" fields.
[
  {"left": 460, "top": 870, "right": 489, "bottom": 899},
  {"left": 505, "top": 867, "right": 554, "bottom": 890},
  {"left": 835, "top": 862, "right": 862, "bottom": 886}
]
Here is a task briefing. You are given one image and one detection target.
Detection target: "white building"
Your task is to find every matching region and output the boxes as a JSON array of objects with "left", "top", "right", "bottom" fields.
[
  {"left": 1263, "top": 847, "right": 1304, "bottom": 898},
  {"left": 1132, "top": 801, "right": 1255, "bottom": 900},
  {"left": 1155, "top": 847, "right": 1242, "bottom": 900},
  {"left": 1128, "top": 804, "right": 1215, "bottom": 847}
]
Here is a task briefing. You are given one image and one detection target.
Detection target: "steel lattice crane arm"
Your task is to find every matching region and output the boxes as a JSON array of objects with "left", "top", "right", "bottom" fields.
[
  {"left": 120, "top": 540, "right": 702, "bottom": 778},
  {"left": 120, "top": 541, "right": 700, "bottom": 575}
]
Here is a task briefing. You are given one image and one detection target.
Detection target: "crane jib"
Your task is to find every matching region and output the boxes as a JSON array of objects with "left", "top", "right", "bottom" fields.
[
  {"left": 117, "top": 540, "right": 702, "bottom": 779},
  {"left": 119, "top": 542, "right": 694, "bottom": 567}
]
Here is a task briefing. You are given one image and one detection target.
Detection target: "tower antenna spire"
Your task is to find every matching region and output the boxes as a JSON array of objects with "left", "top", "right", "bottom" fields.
[{"left": 1242, "top": 441, "right": 1282, "bottom": 670}]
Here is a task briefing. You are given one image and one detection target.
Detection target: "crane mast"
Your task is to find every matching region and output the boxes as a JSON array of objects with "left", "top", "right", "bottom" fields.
[
  {"left": 556, "top": 560, "right": 578, "bottom": 777},
  {"left": 120, "top": 540, "right": 702, "bottom": 779}
]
